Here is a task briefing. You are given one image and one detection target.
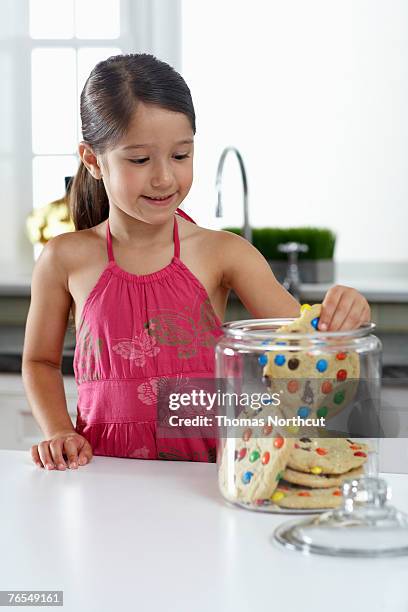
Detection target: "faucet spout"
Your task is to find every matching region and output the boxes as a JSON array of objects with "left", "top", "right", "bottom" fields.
[{"left": 215, "top": 146, "right": 252, "bottom": 243}]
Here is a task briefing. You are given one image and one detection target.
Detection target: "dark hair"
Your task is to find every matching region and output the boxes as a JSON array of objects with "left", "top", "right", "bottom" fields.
[{"left": 69, "top": 53, "right": 196, "bottom": 230}]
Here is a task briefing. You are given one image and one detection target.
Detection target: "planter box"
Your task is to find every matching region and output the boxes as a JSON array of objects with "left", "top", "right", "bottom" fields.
[{"left": 268, "top": 259, "right": 334, "bottom": 284}]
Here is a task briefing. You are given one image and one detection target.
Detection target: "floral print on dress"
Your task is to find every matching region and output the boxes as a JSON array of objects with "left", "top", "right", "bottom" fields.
[
  {"left": 128, "top": 446, "right": 150, "bottom": 459},
  {"left": 137, "top": 376, "right": 163, "bottom": 405},
  {"left": 112, "top": 329, "right": 160, "bottom": 366},
  {"left": 137, "top": 374, "right": 190, "bottom": 406},
  {"left": 144, "top": 297, "right": 219, "bottom": 359},
  {"left": 76, "top": 319, "right": 103, "bottom": 384}
]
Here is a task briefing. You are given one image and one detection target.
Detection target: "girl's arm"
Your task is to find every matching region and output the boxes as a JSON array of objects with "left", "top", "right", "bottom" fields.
[
  {"left": 219, "top": 231, "right": 301, "bottom": 318},
  {"left": 22, "top": 235, "right": 92, "bottom": 469},
  {"left": 219, "top": 231, "right": 370, "bottom": 330}
]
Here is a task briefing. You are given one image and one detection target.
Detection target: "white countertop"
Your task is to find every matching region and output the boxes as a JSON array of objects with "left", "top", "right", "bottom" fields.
[
  {"left": 2, "top": 450, "right": 408, "bottom": 611},
  {"left": 300, "top": 278, "right": 408, "bottom": 303}
]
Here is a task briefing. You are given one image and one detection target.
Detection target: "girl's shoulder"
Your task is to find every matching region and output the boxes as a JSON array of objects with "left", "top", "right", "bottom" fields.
[
  {"left": 182, "top": 219, "right": 251, "bottom": 252},
  {"left": 40, "top": 224, "right": 105, "bottom": 278},
  {"left": 177, "top": 215, "right": 216, "bottom": 240},
  {"left": 177, "top": 217, "right": 255, "bottom": 269},
  {"left": 177, "top": 216, "right": 237, "bottom": 248}
]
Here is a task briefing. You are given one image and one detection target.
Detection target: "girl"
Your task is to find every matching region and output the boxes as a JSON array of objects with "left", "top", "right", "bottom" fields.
[{"left": 22, "top": 53, "right": 370, "bottom": 470}]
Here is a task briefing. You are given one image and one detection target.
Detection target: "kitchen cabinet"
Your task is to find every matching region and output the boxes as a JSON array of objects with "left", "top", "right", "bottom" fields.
[{"left": 0, "top": 374, "right": 77, "bottom": 450}]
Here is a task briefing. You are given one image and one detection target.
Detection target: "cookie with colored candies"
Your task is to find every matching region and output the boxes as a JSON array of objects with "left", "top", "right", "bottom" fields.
[
  {"left": 261, "top": 303, "right": 360, "bottom": 425},
  {"left": 218, "top": 429, "right": 295, "bottom": 504},
  {"left": 282, "top": 465, "right": 364, "bottom": 489},
  {"left": 287, "top": 437, "right": 369, "bottom": 475},
  {"left": 271, "top": 482, "right": 343, "bottom": 509},
  {"left": 276, "top": 302, "right": 322, "bottom": 334},
  {"left": 269, "top": 374, "right": 360, "bottom": 433}
]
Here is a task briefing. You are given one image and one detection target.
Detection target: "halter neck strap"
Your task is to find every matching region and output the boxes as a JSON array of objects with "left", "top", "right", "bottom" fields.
[
  {"left": 173, "top": 215, "right": 180, "bottom": 259},
  {"left": 174, "top": 208, "right": 197, "bottom": 258},
  {"left": 106, "top": 208, "right": 196, "bottom": 262},
  {"left": 106, "top": 219, "right": 114, "bottom": 262},
  {"left": 175, "top": 207, "right": 197, "bottom": 224}
]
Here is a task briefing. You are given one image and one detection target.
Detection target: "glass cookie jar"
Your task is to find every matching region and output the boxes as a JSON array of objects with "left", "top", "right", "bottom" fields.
[{"left": 215, "top": 318, "right": 382, "bottom": 514}]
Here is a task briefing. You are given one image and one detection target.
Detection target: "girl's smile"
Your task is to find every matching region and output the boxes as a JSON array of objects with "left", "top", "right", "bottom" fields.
[{"left": 142, "top": 192, "right": 178, "bottom": 206}]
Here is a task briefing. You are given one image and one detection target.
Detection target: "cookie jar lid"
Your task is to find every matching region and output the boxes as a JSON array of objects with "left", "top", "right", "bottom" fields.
[{"left": 273, "top": 476, "right": 408, "bottom": 557}]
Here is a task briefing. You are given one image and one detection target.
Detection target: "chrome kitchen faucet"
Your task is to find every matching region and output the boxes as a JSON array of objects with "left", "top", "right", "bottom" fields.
[
  {"left": 215, "top": 147, "right": 252, "bottom": 243},
  {"left": 278, "top": 241, "right": 309, "bottom": 301}
]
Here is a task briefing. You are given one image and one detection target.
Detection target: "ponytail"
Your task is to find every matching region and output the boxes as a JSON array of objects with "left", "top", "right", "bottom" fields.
[{"left": 69, "top": 161, "right": 109, "bottom": 230}]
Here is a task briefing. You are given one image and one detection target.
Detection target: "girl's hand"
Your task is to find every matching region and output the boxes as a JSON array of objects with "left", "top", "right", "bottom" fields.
[
  {"left": 318, "top": 285, "right": 371, "bottom": 332},
  {"left": 31, "top": 430, "right": 93, "bottom": 470}
]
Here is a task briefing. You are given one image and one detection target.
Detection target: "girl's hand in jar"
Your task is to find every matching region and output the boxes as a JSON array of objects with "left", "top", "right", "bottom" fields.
[
  {"left": 318, "top": 285, "right": 371, "bottom": 332},
  {"left": 30, "top": 430, "right": 93, "bottom": 470}
]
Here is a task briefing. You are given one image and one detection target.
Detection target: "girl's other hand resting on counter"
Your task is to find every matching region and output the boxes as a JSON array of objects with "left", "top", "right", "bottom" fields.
[{"left": 31, "top": 430, "right": 93, "bottom": 470}]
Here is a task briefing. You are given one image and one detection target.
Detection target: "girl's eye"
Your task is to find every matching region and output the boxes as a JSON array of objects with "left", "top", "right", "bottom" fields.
[
  {"left": 129, "top": 154, "right": 190, "bottom": 165},
  {"left": 130, "top": 158, "right": 149, "bottom": 164}
]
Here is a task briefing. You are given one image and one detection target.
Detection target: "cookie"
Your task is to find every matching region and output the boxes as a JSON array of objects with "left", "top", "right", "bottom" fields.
[
  {"left": 282, "top": 465, "right": 364, "bottom": 488},
  {"left": 271, "top": 482, "right": 343, "bottom": 509},
  {"left": 287, "top": 437, "right": 369, "bottom": 475},
  {"left": 276, "top": 303, "right": 322, "bottom": 334},
  {"left": 262, "top": 303, "right": 360, "bottom": 427},
  {"left": 218, "top": 431, "right": 295, "bottom": 504}
]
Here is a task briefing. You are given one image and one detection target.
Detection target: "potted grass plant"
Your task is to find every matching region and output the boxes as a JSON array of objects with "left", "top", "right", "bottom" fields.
[{"left": 222, "top": 227, "right": 336, "bottom": 283}]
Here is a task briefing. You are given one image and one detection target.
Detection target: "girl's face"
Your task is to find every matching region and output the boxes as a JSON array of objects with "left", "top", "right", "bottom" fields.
[{"left": 98, "top": 102, "right": 194, "bottom": 224}]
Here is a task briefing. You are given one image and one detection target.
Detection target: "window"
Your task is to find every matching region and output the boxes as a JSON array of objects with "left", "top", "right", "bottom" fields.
[{"left": 29, "top": 0, "right": 123, "bottom": 211}]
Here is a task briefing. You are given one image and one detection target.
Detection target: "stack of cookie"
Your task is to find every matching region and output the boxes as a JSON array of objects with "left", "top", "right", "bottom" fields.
[
  {"left": 270, "top": 437, "right": 368, "bottom": 509},
  {"left": 218, "top": 431, "right": 369, "bottom": 510}
]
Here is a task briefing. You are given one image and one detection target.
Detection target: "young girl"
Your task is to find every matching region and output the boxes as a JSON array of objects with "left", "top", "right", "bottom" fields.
[{"left": 22, "top": 53, "right": 370, "bottom": 471}]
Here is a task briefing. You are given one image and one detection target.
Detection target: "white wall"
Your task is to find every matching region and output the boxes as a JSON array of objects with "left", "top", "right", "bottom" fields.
[{"left": 181, "top": 0, "right": 408, "bottom": 263}]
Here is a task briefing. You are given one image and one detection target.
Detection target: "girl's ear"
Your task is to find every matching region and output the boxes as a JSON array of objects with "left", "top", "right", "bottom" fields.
[{"left": 78, "top": 141, "right": 103, "bottom": 179}]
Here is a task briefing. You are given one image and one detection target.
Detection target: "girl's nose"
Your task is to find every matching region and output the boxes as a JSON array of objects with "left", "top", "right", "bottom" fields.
[{"left": 151, "top": 161, "right": 174, "bottom": 188}]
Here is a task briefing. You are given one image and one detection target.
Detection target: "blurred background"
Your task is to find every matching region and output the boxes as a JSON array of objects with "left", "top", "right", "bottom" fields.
[{"left": 0, "top": 0, "right": 407, "bottom": 469}]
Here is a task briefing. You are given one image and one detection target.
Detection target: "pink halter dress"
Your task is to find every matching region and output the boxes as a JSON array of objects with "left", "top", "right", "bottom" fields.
[{"left": 73, "top": 209, "right": 224, "bottom": 462}]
